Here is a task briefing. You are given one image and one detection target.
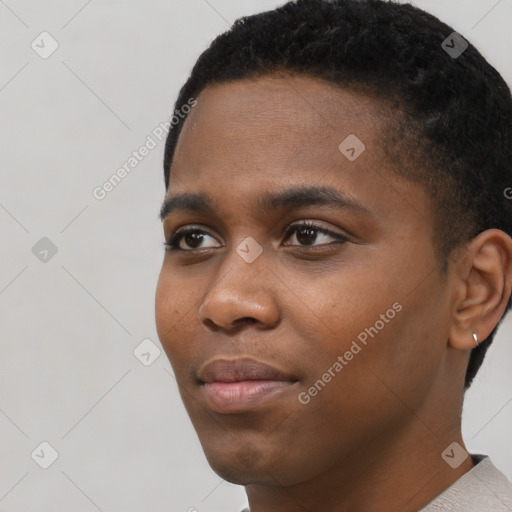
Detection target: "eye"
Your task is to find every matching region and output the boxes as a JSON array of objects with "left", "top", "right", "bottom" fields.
[
  {"left": 164, "top": 226, "right": 220, "bottom": 252},
  {"left": 164, "top": 220, "right": 348, "bottom": 253},
  {"left": 282, "top": 220, "right": 348, "bottom": 247}
]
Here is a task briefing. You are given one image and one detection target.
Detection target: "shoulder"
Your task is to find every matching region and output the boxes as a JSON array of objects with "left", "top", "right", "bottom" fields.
[{"left": 420, "top": 454, "right": 512, "bottom": 512}]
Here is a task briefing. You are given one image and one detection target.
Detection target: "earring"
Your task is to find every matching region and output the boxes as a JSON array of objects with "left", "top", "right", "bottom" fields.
[{"left": 472, "top": 332, "right": 479, "bottom": 346}]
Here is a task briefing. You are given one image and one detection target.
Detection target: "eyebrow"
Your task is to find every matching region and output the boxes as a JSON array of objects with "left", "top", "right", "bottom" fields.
[{"left": 159, "top": 185, "right": 370, "bottom": 221}]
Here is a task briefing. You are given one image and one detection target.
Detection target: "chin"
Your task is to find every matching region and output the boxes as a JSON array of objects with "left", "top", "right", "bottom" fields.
[
  {"left": 200, "top": 440, "right": 274, "bottom": 485},
  {"left": 205, "top": 454, "right": 267, "bottom": 485}
]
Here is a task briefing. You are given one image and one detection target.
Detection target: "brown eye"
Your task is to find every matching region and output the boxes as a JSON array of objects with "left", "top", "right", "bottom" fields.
[
  {"left": 283, "top": 221, "right": 348, "bottom": 247},
  {"left": 165, "top": 227, "right": 220, "bottom": 251}
]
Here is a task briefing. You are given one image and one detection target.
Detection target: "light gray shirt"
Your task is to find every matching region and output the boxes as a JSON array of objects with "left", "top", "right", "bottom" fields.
[
  {"left": 240, "top": 454, "right": 512, "bottom": 511},
  {"left": 419, "top": 454, "right": 512, "bottom": 511}
]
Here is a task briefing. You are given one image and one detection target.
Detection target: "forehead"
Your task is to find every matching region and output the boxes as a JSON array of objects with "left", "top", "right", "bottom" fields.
[
  {"left": 167, "top": 74, "right": 431, "bottom": 224},
  {"left": 172, "top": 74, "right": 383, "bottom": 177}
]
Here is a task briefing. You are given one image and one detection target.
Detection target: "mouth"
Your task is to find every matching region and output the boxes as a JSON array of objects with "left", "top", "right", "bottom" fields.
[{"left": 197, "top": 357, "right": 299, "bottom": 414}]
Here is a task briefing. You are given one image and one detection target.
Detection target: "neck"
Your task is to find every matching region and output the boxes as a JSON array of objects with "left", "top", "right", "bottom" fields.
[{"left": 244, "top": 420, "right": 474, "bottom": 512}]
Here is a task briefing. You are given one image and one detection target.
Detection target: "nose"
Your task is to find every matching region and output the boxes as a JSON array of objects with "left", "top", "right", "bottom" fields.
[{"left": 197, "top": 245, "right": 281, "bottom": 332}]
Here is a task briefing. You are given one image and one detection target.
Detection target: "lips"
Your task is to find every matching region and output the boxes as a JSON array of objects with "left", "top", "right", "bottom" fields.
[
  {"left": 197, "top": 357, "right": 299, "bottom": 414},
  {"left": 198, "top": 357, "right": 296, "bottom": 383}
]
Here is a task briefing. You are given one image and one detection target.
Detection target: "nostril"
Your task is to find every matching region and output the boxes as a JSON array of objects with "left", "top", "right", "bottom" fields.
[{"left": 234, "top": 317, "right": 258, "bottom": 327}]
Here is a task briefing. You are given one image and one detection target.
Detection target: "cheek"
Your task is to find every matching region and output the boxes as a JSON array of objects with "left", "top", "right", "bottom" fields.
[
  {"left": 383, "top": 276, "right": 451, "bottom": 390},
  {"left": 155, "top": 264, "right": 211, "bottom": 378},
  {"left": 154, "top": 268, "right": 192, "bottom": 349},
  {"left": 294, "top": 267, "right": 396, "bottom": 349},
  {"left": 155, "top": 275, "right": 194, "bottom": 381},
  {"left": 291, "top": 255, "right": 436, "bottom": 395},
  {"left": 155, "top": 270, "right": 171, "bottom": 338}
]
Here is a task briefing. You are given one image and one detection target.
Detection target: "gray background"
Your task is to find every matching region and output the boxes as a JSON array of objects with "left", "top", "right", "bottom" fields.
[{"left": 0, "top": 0, "right": 511, "bottom": 511}]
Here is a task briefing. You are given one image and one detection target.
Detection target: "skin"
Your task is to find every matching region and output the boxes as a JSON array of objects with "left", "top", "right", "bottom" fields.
[{"left": 155, "top": 74, "right": 512, "bottom": 512}]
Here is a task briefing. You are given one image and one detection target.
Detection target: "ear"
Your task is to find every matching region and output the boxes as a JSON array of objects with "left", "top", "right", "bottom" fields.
[{"left": 449, "top": 229, "right": 512, "bottom": 350}]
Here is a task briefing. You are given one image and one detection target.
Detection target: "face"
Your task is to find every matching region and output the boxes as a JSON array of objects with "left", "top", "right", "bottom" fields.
[{"left": 155, "top": 74, "right": 454, "bottom": 485}]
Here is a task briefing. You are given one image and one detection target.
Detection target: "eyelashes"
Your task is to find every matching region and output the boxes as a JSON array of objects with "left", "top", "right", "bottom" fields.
[
  {"left": 163, "top": 220, "right": 349, "bottom": 252},
  {"left": 165, "top": 226, "right": 218, "bottom": 252}
]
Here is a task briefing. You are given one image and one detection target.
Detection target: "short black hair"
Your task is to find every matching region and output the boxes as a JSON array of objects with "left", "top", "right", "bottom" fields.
[{"left": 163, "top": 0, "right": 512, "bottom": 390}]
